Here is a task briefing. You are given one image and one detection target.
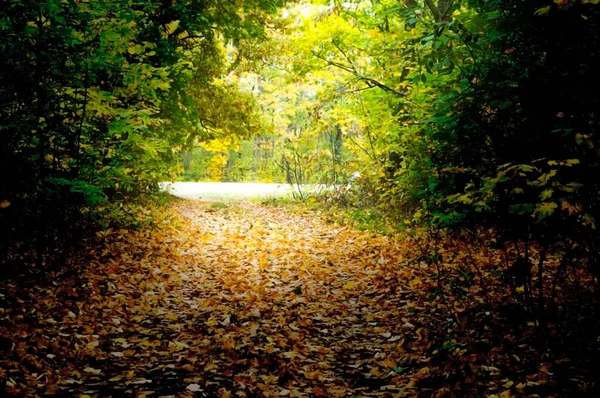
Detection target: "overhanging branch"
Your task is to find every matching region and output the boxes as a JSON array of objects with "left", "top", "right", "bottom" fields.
[{"left": 311, "top": 51, "right": 406, "bottom": 97}]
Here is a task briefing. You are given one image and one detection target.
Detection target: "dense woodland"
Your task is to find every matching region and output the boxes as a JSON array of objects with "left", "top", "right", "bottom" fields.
[
  {"left": 2, "top": 0, "right": 600, "bottom": 396},
  {"left": 0, "top": 0, "right": 283, "bottom": 268}
]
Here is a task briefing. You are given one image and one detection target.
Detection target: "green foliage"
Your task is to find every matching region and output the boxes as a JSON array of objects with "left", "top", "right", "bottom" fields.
[
  {"left": 383, "top": 0, "right": 600, "bottom": 306},
  {"left": 243, "top": 0, "right": 600, "bottom": 309},
  {"left": 409, "top": 0, "right": 600, "bottom": 244},
  {"left": 0, "top": 0, "right": 286, "bottom": 271}
]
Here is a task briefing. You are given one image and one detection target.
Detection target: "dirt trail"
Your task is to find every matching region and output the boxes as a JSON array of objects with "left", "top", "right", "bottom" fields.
[{"left": 0, "top": 200, "right": 431, "bottom": 397}]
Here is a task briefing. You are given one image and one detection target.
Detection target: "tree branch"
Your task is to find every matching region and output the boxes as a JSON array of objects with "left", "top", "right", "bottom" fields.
[
  {"left": 424, "top": 0, "right": 455, "bottom": 22},
  {"left": 311, "top": 51, "right": 406, "bottom": 97}
]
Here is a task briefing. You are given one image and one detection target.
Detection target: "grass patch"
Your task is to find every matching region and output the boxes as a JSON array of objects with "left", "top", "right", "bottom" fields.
[{"left": 210, "top": 202, "right": 229, "bottom": 210}]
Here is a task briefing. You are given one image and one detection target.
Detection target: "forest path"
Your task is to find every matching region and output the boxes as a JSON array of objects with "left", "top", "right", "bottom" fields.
[{"left": 0, "top": 200, "right": 434, "bottom": 397}]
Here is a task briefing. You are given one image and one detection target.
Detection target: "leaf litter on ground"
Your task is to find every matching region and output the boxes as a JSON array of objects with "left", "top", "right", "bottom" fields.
[{"left": 0, "top": 200, "right": 595, "bottom": 397}]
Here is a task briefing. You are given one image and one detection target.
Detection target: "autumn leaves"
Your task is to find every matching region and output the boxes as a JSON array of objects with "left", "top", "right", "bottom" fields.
[{"left": 0, "top": 200, "right": 583, "bottom": 396}]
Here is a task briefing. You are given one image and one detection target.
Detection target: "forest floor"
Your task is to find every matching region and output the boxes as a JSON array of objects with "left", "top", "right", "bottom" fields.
[{"left": 0, "top": 200, "right": 596, "bottom": 397}]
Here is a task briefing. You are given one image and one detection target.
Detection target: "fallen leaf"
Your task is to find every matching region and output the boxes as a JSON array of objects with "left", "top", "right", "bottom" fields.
[{"left": 83, "top": 367, "right": 102, "bottom": 375}]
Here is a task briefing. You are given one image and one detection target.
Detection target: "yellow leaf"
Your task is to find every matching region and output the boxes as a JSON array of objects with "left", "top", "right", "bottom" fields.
[
  {"left": 165, "top": 20, "right": 180, "bottom": 35},
  {"left": 377, "top": 358, "right": 397, "bottom": 368},
  {"left": 0, "top": 200, "right": 10, "bottom": 209},
  {"left": 457, "top": 194, "right": 473, "bottom": 204},
  {"left": 304, "top": 370, "right": 321, "bottom": 380},
  {"left": 540, "top": 189, "right": 553, "bottom": 200},
  {"left": 342, "top": 281, "right": 355, "bottom": 290},
  {"left": 283, "top": 351, "right": 303, "bottom": 360},
  {"left": 165, "top": 313, "right": 178, "bottom": 321},
  {"left": 86, "top": 340, "right": 99, "bottom": 349},
  {"left": 535, "top": 6, "right": 551, "bottom": 15},
  {"left": 220, "top": 389, "right": 232, "bottom": 398},
  {"left": 561, "top": 201, "right": 580, "bottom": 216},
  {"left": 367, "top": 29, "right": 380, "bottom": 38},
  {"left": 534, "top": 202, "right": 557, "bottom": 219},
  {"left": 83, "top": 367, "right": 101, "bottom": 375},
  {"left": 415, "top": 367, "right": 430, "bottom": 378}
]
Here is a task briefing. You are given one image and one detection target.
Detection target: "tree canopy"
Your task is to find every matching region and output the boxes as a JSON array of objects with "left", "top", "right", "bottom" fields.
[{"left": 0, "top": 0, "right": 285, "bottom": 268}]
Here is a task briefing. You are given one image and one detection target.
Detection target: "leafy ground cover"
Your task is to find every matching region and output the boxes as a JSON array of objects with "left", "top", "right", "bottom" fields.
[{"left": 0, "top": 200, "right": 596, "bottom": 397}]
